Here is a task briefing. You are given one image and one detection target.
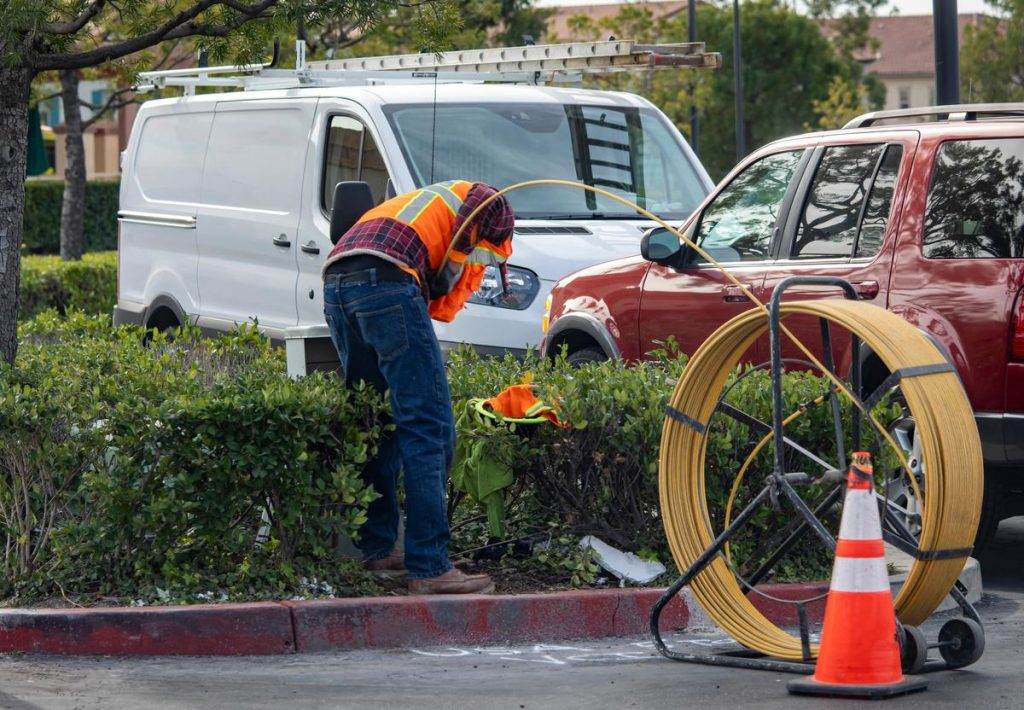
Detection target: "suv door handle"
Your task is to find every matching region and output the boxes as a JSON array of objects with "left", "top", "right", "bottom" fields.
[
  {"left": 722, "top": 283, "right": 754, "bottom": 302},
  {"left": 300, "top": 240, "right": 321, "bottom": 255},
  {"left": 852, "top": 280, "right": 879, "bottom": 299},
  {"left": 272, "top": 234, "right": 291, "bottom": 248}
]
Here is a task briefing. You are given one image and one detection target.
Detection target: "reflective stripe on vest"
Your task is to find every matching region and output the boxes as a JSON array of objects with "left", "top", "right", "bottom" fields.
[
  {"left": 464, "top": 241, "right": 510, "bottom": 265},
  {"left": 396, "top": 180, "right": 464, "bottom": 223}
]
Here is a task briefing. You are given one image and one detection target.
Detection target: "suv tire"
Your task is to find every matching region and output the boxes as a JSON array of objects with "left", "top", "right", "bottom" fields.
[{"left": 566, "top": 346, "right": 608, "bottom": 367}]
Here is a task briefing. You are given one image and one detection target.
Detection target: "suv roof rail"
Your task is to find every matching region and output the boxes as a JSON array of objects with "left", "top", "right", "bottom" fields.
[
  {"left": 844, "top": 103, "right": 1024, "bottom": 129},
  {"left": 136, "top": 39, "right": 722, "bottom": 95}
]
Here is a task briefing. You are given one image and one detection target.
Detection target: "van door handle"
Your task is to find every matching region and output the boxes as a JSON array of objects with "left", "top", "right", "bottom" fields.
[
  {"left": 300, "top": 241, "right": 321, "bottom": 255},
  {"left": 273, "top": 234, "right": 291, "bottom": 248},
  {"left": 722, "top": 283, "right": 754, "bottom": 302},
  {"left": 852, "top": 280, "right": 879, "bottom": 299}
]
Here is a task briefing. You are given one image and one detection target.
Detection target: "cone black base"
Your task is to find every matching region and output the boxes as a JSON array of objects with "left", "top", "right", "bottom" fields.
[{"left": 787, "top": 675, "right": 928, "bottom": 699}]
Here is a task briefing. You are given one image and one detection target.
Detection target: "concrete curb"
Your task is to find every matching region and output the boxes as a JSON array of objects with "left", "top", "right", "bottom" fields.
[
  {"left": 0, "top": 602, "right": 295, "bottom": 656},
  {"left": 0, "top": 584, "right": 827, "bottom": 656}
]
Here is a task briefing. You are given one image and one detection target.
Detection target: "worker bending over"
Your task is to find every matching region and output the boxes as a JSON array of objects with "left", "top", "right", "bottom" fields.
[{"left": 322, "top": 180, "right": 513, "bottom": 595}]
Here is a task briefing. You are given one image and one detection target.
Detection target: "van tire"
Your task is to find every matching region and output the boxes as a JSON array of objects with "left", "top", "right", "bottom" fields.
[
  {"left": 145, "top": 306, "right": 181, "bottom": 336},
  {"left": 566, "top": 346, "right": 608, "bottom": 367}
]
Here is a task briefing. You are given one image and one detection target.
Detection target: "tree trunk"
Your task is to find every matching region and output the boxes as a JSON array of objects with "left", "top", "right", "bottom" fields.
[
  {"left": 0, "top": 66, "right": 34, "bottom": 365},
  {"left": 59, "top": 69, "right": 86, "bottom": 262}
]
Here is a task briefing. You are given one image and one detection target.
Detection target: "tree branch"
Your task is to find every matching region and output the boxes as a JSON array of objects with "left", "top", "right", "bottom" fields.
[
  {"left": 29, "top": 0, "right": 275, "bottom": 71},
  {"left": 40, "top": 0, "right": 107, "bottom": 35}
]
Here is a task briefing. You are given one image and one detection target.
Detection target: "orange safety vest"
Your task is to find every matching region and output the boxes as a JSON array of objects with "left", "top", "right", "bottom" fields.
[{"left": 354, "top": 180, "right": 513, "bottom": 322}]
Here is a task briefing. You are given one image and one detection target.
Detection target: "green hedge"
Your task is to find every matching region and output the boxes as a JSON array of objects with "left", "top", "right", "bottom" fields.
[
  {"left": 22, "top": 179, "right": 120, "bottom": 254},
  {"left": 2, "top": 314, "right": 891, "bottom": 602},
  {"left": 20, "top": 251, "right": 117, "bottom": 321},
  {"left": 2, "top": 314, "right": 387, "bottom": 603}
]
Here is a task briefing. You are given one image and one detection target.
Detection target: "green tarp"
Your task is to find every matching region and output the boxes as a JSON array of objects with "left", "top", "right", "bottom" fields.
[{"left": 27, "top": 106, "right": 49, "bottom": 176}]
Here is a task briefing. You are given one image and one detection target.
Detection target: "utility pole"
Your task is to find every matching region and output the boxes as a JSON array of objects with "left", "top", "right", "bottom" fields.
[
  {"left": 933, "top": 0, "right": 960, "bottom": 104},
  {"left": 688, "top": 0, "right": 699, "bottom": 158},
  {"left": 733, "top": 0, "right": 746, "bottom": 161}
]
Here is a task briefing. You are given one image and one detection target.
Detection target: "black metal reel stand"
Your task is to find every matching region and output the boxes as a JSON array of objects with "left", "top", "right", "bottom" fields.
[{"left": 649, "top": 276, "right": 986, "bottom": 675}]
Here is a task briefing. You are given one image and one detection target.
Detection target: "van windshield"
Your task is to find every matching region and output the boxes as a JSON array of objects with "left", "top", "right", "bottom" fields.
[{"left": 384, "top": 102, "right": 706, "bottom": 220}]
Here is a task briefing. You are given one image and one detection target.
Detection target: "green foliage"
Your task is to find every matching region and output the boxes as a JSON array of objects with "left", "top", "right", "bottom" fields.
[
  {"left": 446, "top": 343, "right": 882, "bottom": 585},
  {"left": 20, "top": 251, "right": 117, "bottom": 321},
  {"left": 322, "top": 0, "right": 549, "bottom": 58},
  {"left": 1, "top": 314, "right": 387, "bottom": 603},
  {"left": 22, "top": 179, "right": 119, "bottom": 255},
  {"left": 962, "top": 1, "right": 1024, "bottom": 102},
  {"left": 4, "top": 1, "right": 459, "bottom": 73}
]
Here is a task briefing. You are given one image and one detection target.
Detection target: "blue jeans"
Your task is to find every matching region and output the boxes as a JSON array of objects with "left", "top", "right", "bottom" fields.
[{"left": 323, "top": 271, "right": 454, "bottom": 579}]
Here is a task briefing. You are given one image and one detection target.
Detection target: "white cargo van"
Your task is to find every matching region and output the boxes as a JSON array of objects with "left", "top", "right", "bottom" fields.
[{"left": 114, "top": 44, "right": 715, "bottom": 355}]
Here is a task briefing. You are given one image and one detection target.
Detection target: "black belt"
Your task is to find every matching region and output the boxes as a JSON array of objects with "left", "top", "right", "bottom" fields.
[{"left": 324, "top": 255, "right": 415, "bottom": 284}]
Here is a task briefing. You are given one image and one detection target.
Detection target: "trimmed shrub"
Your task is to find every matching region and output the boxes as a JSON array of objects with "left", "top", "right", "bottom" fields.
[
  {"left": 2, "top": 314, "right": 387, "bottom": 602},
  {"left": 20, "top": 251, "right": 117, "bottom": 321},
  {"left": 445, "top": 346, "right": 893, "bottom": 584},
  {"left": 21, "top": 179, "right": 120, "bottom": 254}
]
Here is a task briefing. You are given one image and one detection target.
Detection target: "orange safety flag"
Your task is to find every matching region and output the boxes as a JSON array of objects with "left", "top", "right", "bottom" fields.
[{"left": 483, "top": 384, "right": 565, "bottom": 427}]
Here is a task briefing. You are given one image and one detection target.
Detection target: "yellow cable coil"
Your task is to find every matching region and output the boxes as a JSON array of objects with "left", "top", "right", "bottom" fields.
[{"left": 658, "top": 300, "right": 983, "bottom": 661}]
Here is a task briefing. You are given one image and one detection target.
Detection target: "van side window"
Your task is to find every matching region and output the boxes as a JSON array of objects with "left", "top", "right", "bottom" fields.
[
  {"left": 322, "top": 116, "right": 389, "bottom": 211},
  {"left": 792, "top": 143, "right": 899, "bottom": 260},
  {"left": 695, "top": 149, "right": 803, "bottom": 262},
  {"left": 923, "top": 138, "right": 1024, "bottom": 259}
]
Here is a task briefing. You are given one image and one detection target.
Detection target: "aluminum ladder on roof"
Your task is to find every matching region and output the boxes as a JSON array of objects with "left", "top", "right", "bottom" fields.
[{"left": 136, "top": 39, "right": 721, "bottom": 94}]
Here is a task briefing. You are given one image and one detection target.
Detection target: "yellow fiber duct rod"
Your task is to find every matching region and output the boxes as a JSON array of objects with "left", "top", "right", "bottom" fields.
[{"left": 658, "top": 301, "right": 982, "bottom": 660}]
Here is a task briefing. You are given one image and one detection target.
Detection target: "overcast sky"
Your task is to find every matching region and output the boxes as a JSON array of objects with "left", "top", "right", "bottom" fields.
[{"left": 536, "top": 0, "right": 997, "bottom": 14}]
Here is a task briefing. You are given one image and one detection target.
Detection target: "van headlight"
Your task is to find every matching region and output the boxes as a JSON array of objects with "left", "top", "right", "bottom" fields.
[{"left": 468, "top": 265, "right": 540, "bottom": 310}]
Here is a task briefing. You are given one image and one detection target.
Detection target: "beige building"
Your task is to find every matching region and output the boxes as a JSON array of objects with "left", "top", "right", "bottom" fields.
[{"left": 854, "top": 13, "right": 989, "bottom": 110}]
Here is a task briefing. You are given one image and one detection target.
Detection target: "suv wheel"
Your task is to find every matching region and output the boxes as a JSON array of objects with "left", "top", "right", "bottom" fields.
[
  {"left": 566, "top": 346, "right": 608, "bottom": 367},
  {"left": 887, "top": 409, "right": 1000, "bottom": 551}
]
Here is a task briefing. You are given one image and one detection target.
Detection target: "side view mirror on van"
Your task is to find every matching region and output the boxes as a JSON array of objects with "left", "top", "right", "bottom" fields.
[
  {"left": 641, "top": 226, "right": 693, "bottom": 268},
  {"left": 330, "top": 181, "right": 375, "bottom": 245}
]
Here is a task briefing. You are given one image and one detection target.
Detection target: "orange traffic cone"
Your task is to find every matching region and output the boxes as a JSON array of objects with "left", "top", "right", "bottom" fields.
[{"left": 788, "top": 452, "right": 928, "bottom": 699}]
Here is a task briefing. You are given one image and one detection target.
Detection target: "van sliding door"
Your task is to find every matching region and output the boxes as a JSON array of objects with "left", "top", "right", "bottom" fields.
[{"left": 196, "top": 99, "right": 317, "bottom": 336}]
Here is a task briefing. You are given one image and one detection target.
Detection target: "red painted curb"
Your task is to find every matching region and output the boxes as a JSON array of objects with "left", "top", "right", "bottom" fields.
[
  {"left": 748, "top": 582, "right": 829, "bottom": 625},
  {"left": 0, "top": 602, "right": 295, "bottom": 656},
  {"left": 0, "top": 583, "right": 831, "bottom": 656},
  {"left": 286, "top": 587, "right": 690, "bottom": 652}
]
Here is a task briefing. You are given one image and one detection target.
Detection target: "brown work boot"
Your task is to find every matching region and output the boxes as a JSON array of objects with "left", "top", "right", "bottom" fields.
[
  {"left": 363, "top": 549, "right": 405, "bottom": 576},
  {"left": 408, "top": 568, "right": 495, "bottom": 595}
]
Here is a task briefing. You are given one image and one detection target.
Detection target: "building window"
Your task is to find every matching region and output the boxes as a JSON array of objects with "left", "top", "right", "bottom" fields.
[
  {"left": 90, "top": 89, "right": 108, "bottom": 117},
  {"left": 898, "top": 86, "right": 911, "bottom": 109},
  {"left": 41, "top": 97, "right": 62, "bottom": 127}
]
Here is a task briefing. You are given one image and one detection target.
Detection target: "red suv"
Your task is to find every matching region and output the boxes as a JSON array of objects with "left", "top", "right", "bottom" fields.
[{"left": 540, "top": 105, "right": 1024, "bottom": 543}]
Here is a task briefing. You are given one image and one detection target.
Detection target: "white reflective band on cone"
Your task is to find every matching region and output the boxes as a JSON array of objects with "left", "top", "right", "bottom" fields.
[
  {"left": 838, "top": 488, "right": 883, "bottom": 540},
  {"left": 830, "top": 556, "right": 892, "bottom": 593}
]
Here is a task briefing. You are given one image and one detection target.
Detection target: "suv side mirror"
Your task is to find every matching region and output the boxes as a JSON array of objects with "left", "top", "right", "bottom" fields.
[
  {"left": 330, "top": 181, "right": 374, "bottom": 245},
  {"left": 641, "top": 227, "right": 692, "bottom": 267}
]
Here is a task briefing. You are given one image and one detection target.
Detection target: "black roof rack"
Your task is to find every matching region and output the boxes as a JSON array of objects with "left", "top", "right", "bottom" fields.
[{"left": 843, "top": 103, "right": 1024, "bottom": 129}]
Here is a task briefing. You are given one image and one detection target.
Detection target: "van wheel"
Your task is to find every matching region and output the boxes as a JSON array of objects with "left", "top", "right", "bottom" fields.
[
  {"left": 144, "top": 307, "right": 181, "bottom": 343},
  {"left": 566, "top": 346, "right": 607, "bottom": 367}
]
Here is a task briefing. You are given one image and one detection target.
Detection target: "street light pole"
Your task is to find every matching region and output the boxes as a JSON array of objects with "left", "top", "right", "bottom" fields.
[
  {"left": 733, "top": 0, "right": 746, "bottom": 161},
  {"left": 688, "top": 0, "right": 699, "bottom": 158},
  {"left": 933, "top": 0, "right": 960, "bottom": 104}
]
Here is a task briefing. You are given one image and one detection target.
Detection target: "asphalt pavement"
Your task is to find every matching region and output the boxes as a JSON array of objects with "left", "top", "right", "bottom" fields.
[{"left": 0, "top": 519, "right": 1022, "bottom": 710}]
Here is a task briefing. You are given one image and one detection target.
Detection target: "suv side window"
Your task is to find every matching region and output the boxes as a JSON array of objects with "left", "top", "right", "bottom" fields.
[
  {"left": 792, "top": 143, "right": 901, "bottom": 260},
  {"left": 696, "top": 149, "right": 804, "bottom": 262},
  {"left": 923, "top": 138, "right": 1024, "bottom": 259},
  {"left": 322, "top": 115, "right": 390, "bottom": 211}
]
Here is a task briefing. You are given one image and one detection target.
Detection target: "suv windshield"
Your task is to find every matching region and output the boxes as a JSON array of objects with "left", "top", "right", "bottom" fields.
[{"left": 384, "top": 102, "right": 706, "bottom": 220}]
